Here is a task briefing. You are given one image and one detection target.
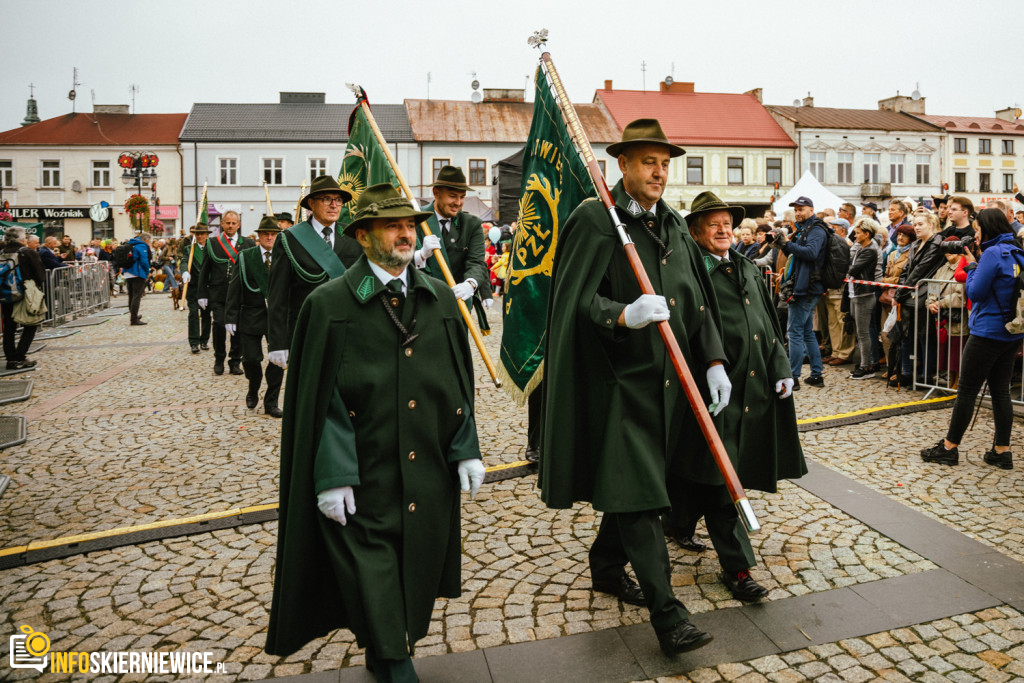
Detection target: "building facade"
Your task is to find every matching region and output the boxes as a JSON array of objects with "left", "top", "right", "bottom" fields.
[{"left": 0, "top": 105, "right": 186, "bottom": 243}]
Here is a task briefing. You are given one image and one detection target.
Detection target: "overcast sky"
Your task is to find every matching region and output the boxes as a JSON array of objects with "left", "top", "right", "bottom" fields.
[{"left": 2, "top": 0, "right": 1018, "bottom": 132}]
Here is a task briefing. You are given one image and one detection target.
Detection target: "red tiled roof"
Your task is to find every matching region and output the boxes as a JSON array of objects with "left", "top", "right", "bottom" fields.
[
  {"left": 404, "top": 99, "right": 620, "bottom": 143},
  {"left": 596, "top": 90, "right": 795, "bottom": 148},
  {"left": 766, "top": 106, "right": 940, "bottom": 133},
  {"left": 0, "top": 113, "right": 188, "bottom": 145},
  {"left": 913, "top": 113, "right": 1024, "bottom": 135}
]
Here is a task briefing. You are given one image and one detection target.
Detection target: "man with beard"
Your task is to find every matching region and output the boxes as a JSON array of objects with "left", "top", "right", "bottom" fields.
[
  {"left": 197, "top": 210, "right": 254, "bottom": 375},
  {"left": 266, "top": 184, "right": 485, "bottom": 683}
]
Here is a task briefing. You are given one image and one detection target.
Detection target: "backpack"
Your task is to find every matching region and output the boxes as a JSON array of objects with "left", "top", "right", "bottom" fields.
[
  {"left": 1002, "top": 251, "right": 1024, "bottom": 334},
  {"left": 112, "top": 242, "right": 136, "bottom": 270},
  {"left": 0, "top": 252, "right": 25, "bottom": 304},
  {"left": 816, "top": 226, "right": 851, "bottom": 290}
]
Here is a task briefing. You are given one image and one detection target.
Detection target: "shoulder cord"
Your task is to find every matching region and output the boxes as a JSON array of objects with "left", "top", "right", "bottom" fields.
[
  {"left": 378, "top": 290, "right": 419, "bottom": 347},
  {"left": 238, "top": 251, "right": 263, "bottom": 294},
  {"left": 278, "top": 232, "right": 329, "bottom": 285}
]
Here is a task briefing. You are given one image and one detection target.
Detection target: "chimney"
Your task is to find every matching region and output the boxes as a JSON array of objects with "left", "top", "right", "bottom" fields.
[
  {"left": 482, "top": 88, "right": 525, "bottom": 103},
  {"left": 744, "top": 87, "right": 763, "bottom": 104},
  {"left": 878, "top": 92, "right": 925, "bottom": 114},
  {"left": 802, "top": 95, "right": 814, "bottom": 108},
  {"left": 604, "top": 80, "right": 613, "bottom": 90},
  {"left": 658, "top": 80, "right": 694, "bottom": 93},
  {"left": 995, "top": 106, "right": 1022, "bottom": 122},
  {"left": 279, "top": 92, "right": 325, "bottom": 104},
  {"left": 93, "top": 104, "right": 130, "bottom": 114}
]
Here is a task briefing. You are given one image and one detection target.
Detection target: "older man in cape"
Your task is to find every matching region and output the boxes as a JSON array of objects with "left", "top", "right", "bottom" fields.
[
  {"left": 265, "top": 184, "right": 485, "bottom": 683},
  {"left": 540, "top": 119, "right": 731, "bottom": 656},
  {"left": 663, "top": 191, "right": 806, "bottom": 601}
]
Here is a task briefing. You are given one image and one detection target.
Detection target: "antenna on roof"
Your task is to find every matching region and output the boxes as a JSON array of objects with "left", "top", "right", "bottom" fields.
[
  {"left": 68, "top": 67, "right": 81, "bottom": 112},
  {"left": 641, "top": 61, "right": 647, "bottom": 92},
  {"left": 911, "top": 82, "right": 922, "bottom": 101},
  {"left": 793, "top": 99, "right": 801, "bottom": 107},
  {"left": 426, "top": 72, "right": 431, "bottom": 101},
  {"left": 129, "top": 83, "right": 140, "bottom": 114}
]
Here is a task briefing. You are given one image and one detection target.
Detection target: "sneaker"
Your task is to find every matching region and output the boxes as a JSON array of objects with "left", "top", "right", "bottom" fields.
[
  {"left": 982, "top": 448, "right": 1013, "bottom": 470},
  {"left": 804, "top": 375, "right": 824, "bottom": 387},
  {"left": 850, "top": 366, "right": 875, "bottom": 380},
  {"left": 921, "top": 440, "right": 959, "bottom": 466}
]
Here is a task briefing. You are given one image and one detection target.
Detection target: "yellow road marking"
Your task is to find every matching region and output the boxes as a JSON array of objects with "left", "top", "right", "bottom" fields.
[{"left": 797, "top": 394, "right": 955, "bottom": 425}]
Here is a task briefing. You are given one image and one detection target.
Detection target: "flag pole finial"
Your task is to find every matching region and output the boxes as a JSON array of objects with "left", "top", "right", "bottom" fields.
[{"left": 527, "top": 29, "right": 549, "bottom": 50}]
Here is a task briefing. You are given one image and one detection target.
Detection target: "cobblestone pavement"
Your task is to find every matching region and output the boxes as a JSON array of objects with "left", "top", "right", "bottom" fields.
[{"left": 1, "top": 293, "right": 1022, "bottom": 681}]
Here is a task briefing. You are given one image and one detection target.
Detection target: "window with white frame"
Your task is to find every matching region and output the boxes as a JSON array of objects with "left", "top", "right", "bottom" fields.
[
  {"left": 431, "top": 158, "right": 450, "bottom": 181},
  {"left": 809, "top": 152, "right": 825, "bottom": 181},
  {"left": 686, "top": 157, "right": 703, "bottom": 184},
  {"left": 263, "top": 158, "right": 284, "bottom": 185},
  {"left": 309, "top": 157, "right": 327, "bottom": 181},
  {"left": 727, "top": 157, "right": 744, "bottom": 185},
  {"left": 863, "top": 153, "right": 879, "bottom": 183},
  {"left": 766, "top": 157, "right": 782, "bottom": 186},
  {"left": 837, "top": 153, "right": 853, "bottom": 184},
  {"left": 916, "top": 155, "right": 930, "bottom": 185},
  {"left": 219, "top": 158, "right": 238, "bottom": 185},
  {"left": 889, "top": 154, "right": 904, "bottom": 184},
  {"left": 468, "top": 159, "right": 486, "bottom": 185},
  {"left": 0, "top": 160, "right": 12, "bottom": 187},
  {"left": 41, "top": 160, "right": 61, "bottom": 187},
  {"left": 91, "top": 160, "right": 111, "bottom": 188}
]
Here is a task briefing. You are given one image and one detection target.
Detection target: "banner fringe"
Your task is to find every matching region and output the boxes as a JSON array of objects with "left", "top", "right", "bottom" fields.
[{"left": 497, "top": 360, "right": 544, "bottom": 408}]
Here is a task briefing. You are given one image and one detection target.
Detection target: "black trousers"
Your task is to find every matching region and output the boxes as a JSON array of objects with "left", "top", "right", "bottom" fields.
[
  {"left": 187, "top": 299, "right": 211, "bottom": 346},
  {"left": 527, "top": 382, "right": 542, "bottom": 452},
  {"left": 239, "top": 331, "right": 283, "bottom": 406},
  {"left": 211, "top": 321, "right": 242, "bottom": 364},
  {"left": 589, "top": 510, "right": 688, "bottom": 633},
  {"left": 665, "top": 479, "right": 756, "bottom": 573},
  {"left": 126, "top": 277, "right": 146, "bottom": 322},
  {"left": 1, "top": 302, "right": 38, "bottom": 362},
  {"left": 946, "top": 334, "right": 1021, "bottom": 447}
]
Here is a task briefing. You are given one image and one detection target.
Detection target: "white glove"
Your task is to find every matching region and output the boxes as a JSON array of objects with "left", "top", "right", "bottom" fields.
[
  {"left": 225, "top": 323, "right": 237, "bottom": 336},
  {"left": 418, "top": 234, "right": 441, "bottom": 262},
  {"left": 706, "top": 364, "right": 732, "bottom": 416},
  {"left": 622, "top": 294, "right": 670, "bottom": 329},
  {"left": 180, "top": 271, "right": 191, "bottom": 284},
  {"left": 776, "top": 378, "right": 794, "bottom": 400},
  {"left": 268, "top": 350, "right": 289, "bottom": 368},
  {"left": 482, "top": 298, "right": 493, "bottom": 309},
  {"left": 457, "top": 459, "right": 486, "bottom": 499},
  {"left": 197, "top": 298, "right": 208, "bottom": 310},
  {"left": 451, "top": 280, "right": 475, "bottom": 301},
  {"left": 317, "top": 487, "right": 356, "bottom": 525}
]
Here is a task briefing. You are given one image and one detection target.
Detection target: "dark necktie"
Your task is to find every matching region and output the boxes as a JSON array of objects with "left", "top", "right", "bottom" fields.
[
  {"left": 387, "top": 278, "right": 404, "bottom": 298},
  {"left": 264, "top": 251, "right": 272, "bottom": 270},
  {"left": 440, "top": 219, "right": 450, "bottom": 236},
  {"left": 322, "top": 226, "right": 332, "bottom": 246}
]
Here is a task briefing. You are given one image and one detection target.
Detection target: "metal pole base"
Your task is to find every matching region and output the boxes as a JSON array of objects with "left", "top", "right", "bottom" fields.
[{"left": 736, "top": 497, "right": 760, "bottom": 533}]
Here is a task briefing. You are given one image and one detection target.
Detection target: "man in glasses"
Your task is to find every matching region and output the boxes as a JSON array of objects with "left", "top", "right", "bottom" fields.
[{"left": 267, "top": 175, "right": 358, "bottom": 369}]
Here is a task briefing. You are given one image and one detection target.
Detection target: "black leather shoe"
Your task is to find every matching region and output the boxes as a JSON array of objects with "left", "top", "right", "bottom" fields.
[
  {"left": 265, "top": 405, "right": 283, "bottom": 418},
  {"left": 229, "top": 362, "right": 244, "bottom": 375},
  {"left": 592, "top": 574, "right": 645, "bottom": 606},
  {"left": 524, "top": 447, "right": 539, "bottom": 463},
  {"left": 804, "top": 374, "right": 824, "bottom": 387},
  {"left": 213, "top": 362, "right": 224, "bottom": 376},
  {"left": 200, "top": 343, "right": 210, "bottom": 351},
  {"left": 245, "top": 392, "right": 258, "bottom": 410},
  {"left": 921, "top": 440, "right": 958, "bottom": 466},
  {"left": 130, "top": 320, "right": 148, "bottom": 326},
  {"left": 675, "top": 535, "right": 707, "bottom": 552},
  {"left": 657, "top": 619, "right": 713, "bottom": 656},
  {"left": 190, "top": 344, "right": 200, "bottom": 354},
  {"left": 721, "top": 570, "right": 769, "bottom": 602},
  {"left": 983, "top": 448, "right": 1013, "bottom": 470}
]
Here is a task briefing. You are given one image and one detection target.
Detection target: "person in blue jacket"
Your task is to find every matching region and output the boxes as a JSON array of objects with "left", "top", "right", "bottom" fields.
[
  {"left": 921, "top": 208, "right": 1023, "bottom": 469},
  {"left": 123, "top": 232, "right": 152, "bottom": 326}
]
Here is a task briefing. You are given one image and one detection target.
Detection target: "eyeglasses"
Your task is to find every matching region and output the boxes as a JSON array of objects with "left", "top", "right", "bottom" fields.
[{"left": 315, "top": 196, "right": 346, "bottom": 205}]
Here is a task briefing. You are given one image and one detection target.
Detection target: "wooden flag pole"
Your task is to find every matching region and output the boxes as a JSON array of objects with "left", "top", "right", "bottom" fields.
[
  {"left": 351, "top": 87, "right": 502, "bottom": 388},
  {"left": 293, "top": 180, "right": 306, "bottom": 224},
  {"left": 539, "top": 50, "right": 758, "bottom": 532},
  {"left": 180, "top": 182, "right": 207, "bottom": 304},
  {"left": 263, "top": 181, "right": 274, "bottom": 215}
]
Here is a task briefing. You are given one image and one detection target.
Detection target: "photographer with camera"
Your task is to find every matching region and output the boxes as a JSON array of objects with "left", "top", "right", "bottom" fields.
[
  {"left": 771, "top": 196, "right": 829, "bottom": 388},
  {"left": 921, "top": 208, "right": 1023, "bottom": 469}
]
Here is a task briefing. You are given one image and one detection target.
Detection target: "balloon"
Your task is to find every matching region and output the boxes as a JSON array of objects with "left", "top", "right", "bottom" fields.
[{"left": 488, "top": 227, "right": 501, "bottom": 243}]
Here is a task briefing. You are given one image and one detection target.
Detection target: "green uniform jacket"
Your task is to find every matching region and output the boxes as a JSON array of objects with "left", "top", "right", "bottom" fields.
[
  {"left": 177, "top": 238, "right": 206, "bottom": 303},
  {"left": 416, "top": 205, "right": 492, "bottom": 331},
  {"left": 265, "top": 255, "right": 482, "bottom": 659},
  {"left": 672, "top": 249, "right": 806, "bottom": 491},
  {"left": 540, "top": 181, "right": 726, "bottom": 513},
  {"left": 196, "top": 233, "right": 255, "bottom": 321},
  {"left": 266, "top": 221, "right": 361, "bottom": 353},
  {"left": 224, "top": 246, "right": 270, "bottom": 335}
]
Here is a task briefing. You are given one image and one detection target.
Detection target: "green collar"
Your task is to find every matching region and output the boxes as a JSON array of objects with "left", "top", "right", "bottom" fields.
[{"left": 346, "top": 255, "right": 439, "bottom": 304}]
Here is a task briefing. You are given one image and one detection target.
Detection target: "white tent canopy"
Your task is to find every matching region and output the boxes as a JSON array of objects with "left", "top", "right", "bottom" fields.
[{"left": 772, "top": 170, "right": 846, "bottom": 217}]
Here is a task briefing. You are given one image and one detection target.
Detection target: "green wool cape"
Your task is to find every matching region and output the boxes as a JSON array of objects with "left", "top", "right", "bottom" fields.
[
  {"left": 672, "top": 249, "right": 806, "bottom": 491},
  {"left": 265, "top": 255, "right": 481, "bottom": 659},
  {"left": 539, "top": 181, "right": 726, "bottom": 513}
]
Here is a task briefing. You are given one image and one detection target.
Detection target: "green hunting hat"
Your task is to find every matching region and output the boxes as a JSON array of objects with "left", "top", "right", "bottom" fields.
[
  {"left": 343, "top": 184, "right": 432, "bottom": 238},
  {"left": 685, "top": 191, "right": 745, "bottom": 230},
  {"left": 606, "top": 118, "right": 685, "bottom": 158},
  {"left": 256, "top": 215, "right": 281, "bottom": 233},
  {"left": 275, "top": 211, "right": 294, "bottom": 224},
  {"left": 190, "top": 223, "right": 211, "bottom": 234},
  {"left": 431, "top": 165, "right": 472, "bottom": 192},
  {"left": 301, "top": 174, "right": 354, "bottom": 210}
]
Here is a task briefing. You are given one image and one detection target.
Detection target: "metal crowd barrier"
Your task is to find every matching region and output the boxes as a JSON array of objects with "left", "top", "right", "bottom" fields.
[{"left": 44, "top": 262, "right": 111, "bottom": 326}]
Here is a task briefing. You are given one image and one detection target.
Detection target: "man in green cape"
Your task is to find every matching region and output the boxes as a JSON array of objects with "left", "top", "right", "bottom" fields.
[
  {"left": 265, "top": 184, "right": 486, "bottom": 683},
  {"left": 540, "top": 119, "right": 732, "bottom": 656},
  {"left": 178, "top": 222, "right": 211, "bottom": 354},
  {"left": 224, "top": 215, "right": 283, "bottom": 417},
  {"left": 663, "top": 191, "right": 807, "bottom": 601},
  {"left": 414, "top": 165, "right": 492, "bottom": 332}
]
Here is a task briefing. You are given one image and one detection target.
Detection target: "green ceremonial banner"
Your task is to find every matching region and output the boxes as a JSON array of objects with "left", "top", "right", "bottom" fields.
[
  {"left": 198, "top": 192, "right": 209, "bottom": 225},
  {"left": 336, "top": 103, "right": 401, "bottom": 226},
  {"left": 499, "top": 65, "right": 596, "bottom": 403}
]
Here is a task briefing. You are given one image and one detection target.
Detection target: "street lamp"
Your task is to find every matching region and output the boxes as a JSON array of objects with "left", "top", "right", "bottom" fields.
[{"left": 119, "top": 152, "right": 159, "bottom": 193}]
